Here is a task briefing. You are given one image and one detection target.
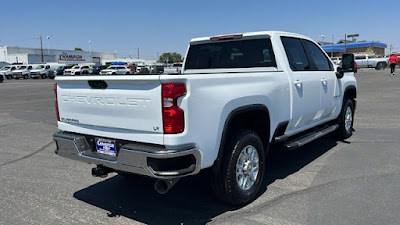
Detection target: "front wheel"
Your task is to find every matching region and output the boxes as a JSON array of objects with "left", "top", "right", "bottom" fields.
[
  {"left": 336, "top": 99, "right": 355, "bottom": 139},
  {"left": 211, "top": 129, "right": 265, "bottom": 205},
  {"left": 41, "top": 74, "right": 47, "bottom": 79},
  {"left": 7, "top": 75, "right": 12, "bottom": 79},
  {"left": 24, "top": 75, "right": 29, "bottom": 79},
  {"left": 0, "top": 76, "right": 3, "bottom": 83}
]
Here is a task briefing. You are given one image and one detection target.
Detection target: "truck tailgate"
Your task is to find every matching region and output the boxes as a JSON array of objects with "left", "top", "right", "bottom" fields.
[{"left": 56, "top": 75, "right": 163, "bottom": 137}]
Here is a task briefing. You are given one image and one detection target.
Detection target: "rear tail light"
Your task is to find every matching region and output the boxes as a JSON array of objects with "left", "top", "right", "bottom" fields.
[
  {"left": 54, "top": 83, "right": 60, "bottom": 121},
  {"left": 162, "top": 83, "right": 186, "bottom": 134}
]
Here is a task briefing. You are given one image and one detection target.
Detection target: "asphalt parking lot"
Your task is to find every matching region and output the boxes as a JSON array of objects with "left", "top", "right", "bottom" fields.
[{"left": 0, "top": 70, "right": 400, "bottom": 225}]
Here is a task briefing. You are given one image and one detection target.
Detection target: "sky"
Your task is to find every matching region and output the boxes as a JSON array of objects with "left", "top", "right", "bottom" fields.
[{"left": 2, "top": 0, "right": 399, "bottom": 59}]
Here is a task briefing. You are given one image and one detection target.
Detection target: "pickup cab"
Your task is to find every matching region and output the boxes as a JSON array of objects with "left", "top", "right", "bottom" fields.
[
  {"left": 163, "top": 63, "right": 183, "bottom": 74},
  {"left": 53, "top": 31, "right": 357, "bottom": 205},
  {"left": 355, "top": 54, "right": 388, "bottom": 70}
]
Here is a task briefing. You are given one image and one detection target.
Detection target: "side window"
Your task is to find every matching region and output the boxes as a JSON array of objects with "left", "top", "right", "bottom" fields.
[
  {"left": 45, "top": 65, "right": 50, "bottom": 69},
  {"left": 82, "top": 66, "right": 89, "bottom": 69},
  {"left": 302, "top": 40, "right": 332, "bottom": 71},
  {"left": 281, "top": 37, "right": 310, "bottom": 71},
  {"left": 355, "top": 56, "right": 366, "bottom": 60}
]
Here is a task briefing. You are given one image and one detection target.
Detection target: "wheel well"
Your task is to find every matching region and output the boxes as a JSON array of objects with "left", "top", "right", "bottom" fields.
[
  {"left": 344, "top": 86, "right": 357, "bottom": 100},
  {"left": 228, "top": 110, "right": 270, "bottom": 147},
  {"left": 212, "top": 105, "right": 270, "bottom": 173}
]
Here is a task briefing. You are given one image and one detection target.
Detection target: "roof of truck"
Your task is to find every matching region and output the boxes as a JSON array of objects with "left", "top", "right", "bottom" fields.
[{"left": 190, "top": 31, "right": 310, "bottom": 44}]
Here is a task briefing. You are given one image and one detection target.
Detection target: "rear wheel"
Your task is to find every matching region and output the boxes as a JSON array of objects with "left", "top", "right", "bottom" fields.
[
  {"left": 211, "top": 129, "right": 265, "bottom": 205},
  {"left": 0, "top": 76, "right": 3, "bottom": 83},
  {"left": 7, "top": 75, "right": 12, "bottom": 79},
  {"left": 41, "top": 74, "right": 46, "bottom": 79},
  {"left": 24, "top": 74, "right": 29, "bottom": 79},
  {"left": 375, "top": 62, "right": 386, "bottom": 70}
]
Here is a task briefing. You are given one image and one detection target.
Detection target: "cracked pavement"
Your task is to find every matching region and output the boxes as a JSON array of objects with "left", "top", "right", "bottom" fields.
[{"left": 0, "top": 69, "right": 400, "bottom": 225}]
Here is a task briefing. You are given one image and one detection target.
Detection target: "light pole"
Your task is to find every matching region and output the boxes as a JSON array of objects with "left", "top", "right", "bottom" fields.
[
  {"left": 37, "top": 36, "right": 44, "bottom": 62},
  {"left": 46, "top": 36, "right": 50, "bottom": 56},
  {"left": 321, "top": 34, "right": 326, "bottom": 43},
  {"left": 88, "top": 40, "right": 92, "bottom": 55}
]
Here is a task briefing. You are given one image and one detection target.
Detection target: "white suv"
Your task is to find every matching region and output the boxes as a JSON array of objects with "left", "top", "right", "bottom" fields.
[
  {"left": 99, "top": 65, "right": 132, "bottom": 75},
  {"left": 64, "top": 65, "right": 90, "bottom": 75}
]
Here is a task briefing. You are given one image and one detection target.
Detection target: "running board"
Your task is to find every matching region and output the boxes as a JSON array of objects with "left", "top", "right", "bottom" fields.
[{"left": 284, "top": 124, "right": 339, "bottom": 150}]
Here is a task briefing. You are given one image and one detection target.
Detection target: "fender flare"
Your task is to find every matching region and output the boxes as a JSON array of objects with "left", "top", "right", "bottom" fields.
[{"left": 212, "top": 104, "right": 271, "bottom": 173}]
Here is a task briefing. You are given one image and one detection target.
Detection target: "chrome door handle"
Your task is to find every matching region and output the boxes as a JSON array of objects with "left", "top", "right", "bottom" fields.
[
  {"left": 294, "top": 80, "right": 302, "bottom": 87},
  {"left": 321, "top": 78, "right": 327, "bottom": 85}
]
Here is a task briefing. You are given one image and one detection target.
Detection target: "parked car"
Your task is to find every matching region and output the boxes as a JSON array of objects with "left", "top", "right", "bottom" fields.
[
  {"left": 88, "top": 65, "right": 108, "bottom": 74},
  {"left": 64, "top": 65, "right": 91, "bottom": 75},
  {"left": 54, "top": 66, "right": 65, "bottom": 76},
  {"left": 163, "top": 63, "right": 183, "bottom": 74},
  {"left": 99, "top": 65, "right": 132, "bottom": 75},
  {"left": 31, "top": 64, "right": 61, "bottom": 79},
  {"left": 0, "top": 65, "right": 19, "bottom": 79},
  {"left": 331, "top": 57, "right": 341, "bottom": 65},
  {"left": 53, "top": 31, "right": 357, "bottom": 205},
  {"left": 12, "top": 65, "right": 34, "bottom": 79},
  {"left": 354, "top": 54, "right": 388, "bottom": 70}
]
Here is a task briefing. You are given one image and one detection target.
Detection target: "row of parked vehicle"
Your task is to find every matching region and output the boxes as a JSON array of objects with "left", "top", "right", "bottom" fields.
[
  {"left": 0, "top": 62, "right": 184, "bottom": 83},
  {"left": 331, "top": 53, "right": 400, "bottom": 70}
]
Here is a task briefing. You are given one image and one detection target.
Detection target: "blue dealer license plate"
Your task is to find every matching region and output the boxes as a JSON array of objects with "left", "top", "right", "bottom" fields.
[{"left": 95, "top": 138, "right": 116, "bottom": 156}]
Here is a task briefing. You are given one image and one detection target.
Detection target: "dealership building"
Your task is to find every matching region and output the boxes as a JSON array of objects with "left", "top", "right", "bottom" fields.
[
  {"left": 321, "top": 41, "right": 387, "bottom": 57},
  {"left": 0, "top": 46, "right": 116, "bottom": 65}
]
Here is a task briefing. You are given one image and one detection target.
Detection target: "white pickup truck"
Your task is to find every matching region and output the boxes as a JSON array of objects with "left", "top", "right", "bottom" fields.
[
  {"left": 354, "top": 54, "right": 388, "bottom": 70},
  {"left": 163, "top": 63, "right": 183, "bottom": 74},
  {"left": 53, "top": 31, "right": 357, "bottom": 205}
]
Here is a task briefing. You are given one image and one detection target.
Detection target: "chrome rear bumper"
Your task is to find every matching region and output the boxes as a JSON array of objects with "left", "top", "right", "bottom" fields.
[{"left": 53, "top": 131, "right": 201, "bottom": 179}]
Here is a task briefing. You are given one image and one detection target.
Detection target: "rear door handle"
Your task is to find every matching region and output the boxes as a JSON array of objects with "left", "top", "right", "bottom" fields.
[
  {"left": 321, "top": 78, "right": 327, "bottom": 85},
  {"left": 294, "top": 80, "right": 302, "bottom": 87}
]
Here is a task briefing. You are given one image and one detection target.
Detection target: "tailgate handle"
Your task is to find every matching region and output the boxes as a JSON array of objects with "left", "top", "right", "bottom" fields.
[{"left": 88, "top": 80, "right": 108, "bottom": 89}]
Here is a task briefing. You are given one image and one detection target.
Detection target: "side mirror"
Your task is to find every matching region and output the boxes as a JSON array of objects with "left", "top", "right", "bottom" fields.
[
  {"left": 341, "top": 54, "right": 355, "bottom": 72},
  {"left": 336, "top": 67, "right": 344, "bottom": 79},
  {"left": 336, "top": 54, "right": 355, "bottom": 79}
]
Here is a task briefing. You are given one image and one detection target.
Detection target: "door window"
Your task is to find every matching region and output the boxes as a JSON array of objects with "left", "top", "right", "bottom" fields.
[{"left": 302, "top": 40, "right": 332, "bottom": 71}]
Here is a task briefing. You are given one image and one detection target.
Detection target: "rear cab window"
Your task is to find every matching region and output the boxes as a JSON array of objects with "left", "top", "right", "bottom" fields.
[{"left": 185, "top": 38, "right": 277, "bottom": 70}]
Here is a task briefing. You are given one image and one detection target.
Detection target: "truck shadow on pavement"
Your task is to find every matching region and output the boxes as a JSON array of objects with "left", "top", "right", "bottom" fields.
[{"left": 73, "top": 135, "right": 340, "bottom": 225}]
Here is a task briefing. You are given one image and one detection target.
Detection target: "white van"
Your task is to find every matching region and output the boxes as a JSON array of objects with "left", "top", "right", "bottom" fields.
[
  {"left": 31, "top": 63, "right": 64, "bottom": 79},
  {"left": 12, "top": 65, "right": 35, "bottom": 79}
]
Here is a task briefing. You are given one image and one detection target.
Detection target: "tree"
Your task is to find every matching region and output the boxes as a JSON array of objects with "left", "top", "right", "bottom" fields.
[
  {"left": 158, "top": 52, "right": 183, "bottom": 64},
  {"left": 74, "top": 47, "right": 83, "bottom": 51}
]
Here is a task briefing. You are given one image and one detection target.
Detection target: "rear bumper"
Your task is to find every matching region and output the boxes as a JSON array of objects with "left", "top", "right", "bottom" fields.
[{"left": 53, "top": 131, "right": 202, "bottom": 179}]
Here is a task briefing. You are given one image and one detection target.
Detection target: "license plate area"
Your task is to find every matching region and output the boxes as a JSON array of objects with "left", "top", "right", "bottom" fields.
[{"left": 95, "top": 138, "right": 116, "bottom": 156}]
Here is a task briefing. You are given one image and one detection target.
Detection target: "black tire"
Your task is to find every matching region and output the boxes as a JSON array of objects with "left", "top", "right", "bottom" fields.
[
  {"left": 125, "top": 72, "right": 130, "bottom": 75},
  {"left": 41, "top": 74, "right": 46, "bottom": 79},
  {"left": 211, "top": 129, "right": 265, "bottom": 205},
  {"left": 375, "top": 62, "right": 386, "bottom": 70},
  {"left": 0, "top": 76, "right": 3, "bottom": 83},
  {"left": 24, "top": 75, "right": 29, "bottom": 79},
  {"left": 6, "top": 75, "right": 12, "bottom": 80},
  {"left": 335, "top": 98, "right": 355, "bottom": 139},
  {"left": 112, "top": 72, "right": 116, "bottom": 75}
]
